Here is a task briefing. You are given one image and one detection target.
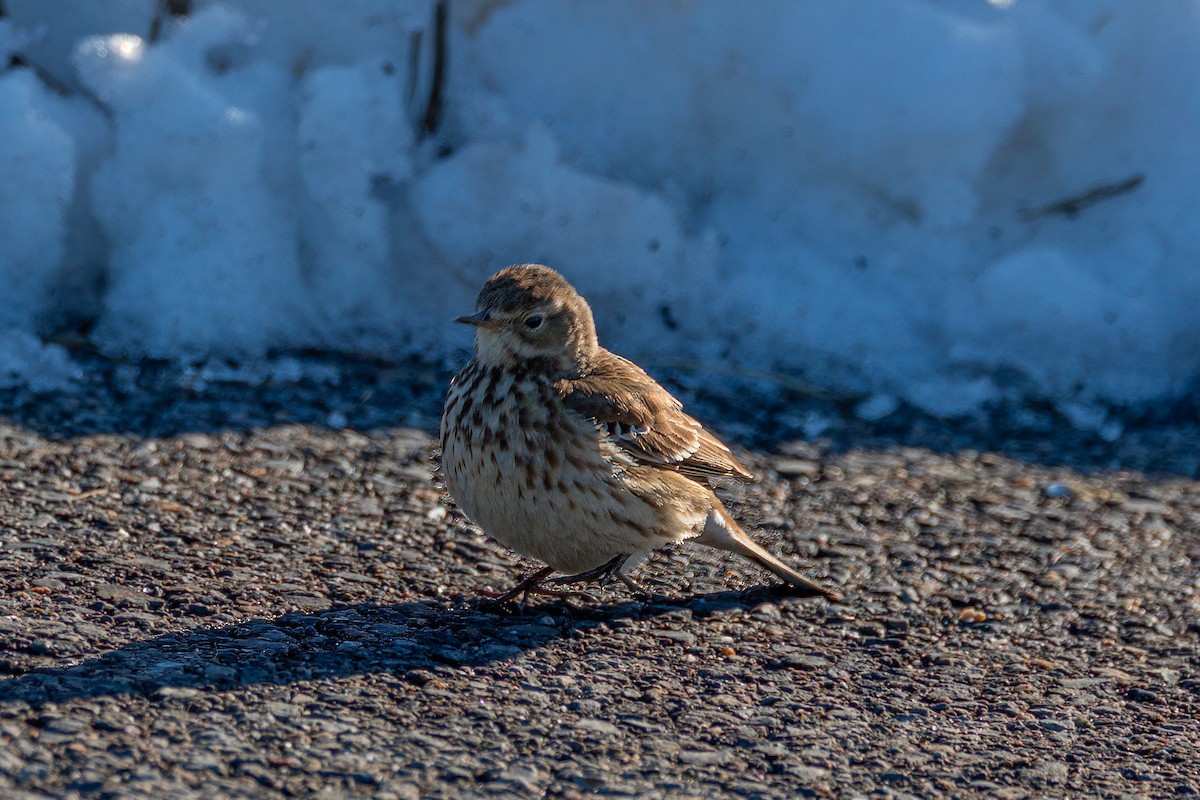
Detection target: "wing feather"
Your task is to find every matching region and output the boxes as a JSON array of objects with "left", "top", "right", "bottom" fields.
[{"left": 557, "top": 350, "right": 753, "bottom": 481}]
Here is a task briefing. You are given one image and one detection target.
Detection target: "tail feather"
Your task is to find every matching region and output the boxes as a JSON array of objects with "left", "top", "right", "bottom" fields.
[{"left": 695, "top": 501, "right": 840, "bottom": 601}]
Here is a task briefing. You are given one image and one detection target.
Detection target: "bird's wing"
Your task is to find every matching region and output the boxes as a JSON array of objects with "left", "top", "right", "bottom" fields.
[{"left": 557, "top": 351, "right": 753, "bottom": 481}]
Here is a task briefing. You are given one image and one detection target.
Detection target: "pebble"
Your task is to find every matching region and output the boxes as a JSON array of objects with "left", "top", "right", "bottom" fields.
[
  {"left": 775, "top": 459, "right": 821, "bottom": 477},
  {"left": 1126, "top": 687, "right": 1160, "bottom": 704},
  {"left": 678, "top": 749, "right": 734, "bottom": 766},
  {"left": 95, "top": 584, "right": 152, "bottom": 609},
  {"left": 957, "top": 608, "right": 987, "bottom": 624},
  {"left": 1038, "top": 719, "right": 1075, "bottom": 732},
  {"left": 574, "top": 719, "right": 620, "bottom": 736}
]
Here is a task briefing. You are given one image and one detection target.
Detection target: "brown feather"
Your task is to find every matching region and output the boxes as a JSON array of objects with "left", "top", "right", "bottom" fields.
[{"left": 558, "top": 349, "right": 754, "bottom": 482}]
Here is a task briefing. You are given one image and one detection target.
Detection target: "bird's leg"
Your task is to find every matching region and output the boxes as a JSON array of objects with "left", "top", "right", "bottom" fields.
[
  {"left": 615, "top": 568, "right": 650, "bottom": 596},
  {"left": 479, "top": 565, "right": 599, "bottom": 606},
  {"left": 477, "top": 565, "right": 554, "bottom": 604},
  {"left": 547, "top": 554, "right": 628, "bottom": 587},
  {"left": 549, "top": 554, "right": 654, "bottom": 598},
  {"left": 611, "top": 554, "right": 652, "bottom": 597}
]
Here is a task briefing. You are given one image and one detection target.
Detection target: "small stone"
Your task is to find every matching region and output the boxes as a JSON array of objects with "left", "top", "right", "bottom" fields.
[
  {"left": 1095, "top": 667, "right": 1136, "bottom": 683},
  {"left": 1039, "top": 719, "right": 1074, "bottom": 732},
  {"left": 753, "top": 602, "right": 781, "bottom": 619},
  {"left": 390, "top": 783, "right": 421, "bottom": 800},
  {"left": 30, "top": 578, "right": 66, "bottom": 590},
  {"left": 792, "top": 766, "right": 830, "bottom": 782},
  {"left": 1127, "top": 687, "right": 1159, "bottom": 704},
  {"left": 1120, "top": 499, "right": 1171, "bottom": 515},
  {"left": 41, "top": 717, "right": 87, "bottom": 735},
  {"left": 678, "top": 749, "right": 733, "bottom": 766},
  {"left": 204, "top": 664, "right": 237, "bottom": 681},
  {"left": 26, "top": 640, "right": 58, "bottom": 656},
  {"left": 182, "top": 756, "right": 223, "bottom": 773},
  {"left": 96, "top": 583, "right": 151, "bottom": 609},
  {"left": 774, "top": 459, "right": 820, "bottom": 477},
  {"left": 286, "top": 595, "right": 331, "bottom": 612},
  {"left": 862, "top": 637, "right": 903, "bottom": 649},
  {"left": 772, "top": 654, "right": 828, "bottom": 671},
  {"left": 957, "top": 607, "right": 987, "bottom": 624},
  {"left": 574, "top": 719, "right": 619, "bottom": 736}
]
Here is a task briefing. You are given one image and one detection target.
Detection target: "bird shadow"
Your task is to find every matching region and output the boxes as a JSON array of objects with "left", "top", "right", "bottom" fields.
[{"left": 0, "top": 587, "right": 815, "bottom": 707}]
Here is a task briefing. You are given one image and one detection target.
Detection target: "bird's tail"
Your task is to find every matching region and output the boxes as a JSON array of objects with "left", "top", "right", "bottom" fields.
[{"left": 695, "top": 499, "right": 840, "bottom": 601}]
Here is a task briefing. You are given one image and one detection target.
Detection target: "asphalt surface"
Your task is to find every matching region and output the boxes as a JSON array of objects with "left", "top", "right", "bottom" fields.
[{"left": 0, "top": 356, "right": 1197, "bottom": 799}]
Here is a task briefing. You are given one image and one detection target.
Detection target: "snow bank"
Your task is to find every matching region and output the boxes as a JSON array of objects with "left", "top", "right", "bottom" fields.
[
  {"left": 0, "top": 331, "right": 81, "bottom": 392},
  {"left": 0, "top": 1, "right": 1196, "bottom": 418},
  {"left": 75, "top": 9, "right": 314, "bottom": 357},
  {"left": 0, "top": 67, "right": 74, "bottom": 332},
  {"left": 408, "top": 126, "right": 720, "bottom": 355}
]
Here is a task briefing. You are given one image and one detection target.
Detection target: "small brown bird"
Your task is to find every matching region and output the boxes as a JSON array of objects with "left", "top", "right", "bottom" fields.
[{"left": 440, "top": 264, "right": 838, "bottom": 603}]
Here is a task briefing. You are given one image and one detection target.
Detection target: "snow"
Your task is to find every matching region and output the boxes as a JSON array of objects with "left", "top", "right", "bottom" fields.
[
  {"left": 0, "top": 331, "right": 81, "bottom": 392},
  {"left": 855, "top": 394, "right": 901, "bottom": 423},
  {"left": 0, "top": 1, "right": 1196, "bottom": 420},
  {"left": 0, "top": 67, "right": 74, "bottom": 331},
  {"left": 407, "top": 126, "right": 720, "bottom": 355},
  {"left": 75, "top": 8, "right": 313, "bottom": 358},
  {"left": 296, "top": 59, "right": 415, "bottom": 345},
  {"left": 1, "top": 0, "right": 157, "bottom": 91}
]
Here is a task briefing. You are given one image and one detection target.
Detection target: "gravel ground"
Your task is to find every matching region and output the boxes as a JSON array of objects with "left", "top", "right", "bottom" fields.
[{"left": 1, "top": 356, "right": 1198, "bottom": 799}]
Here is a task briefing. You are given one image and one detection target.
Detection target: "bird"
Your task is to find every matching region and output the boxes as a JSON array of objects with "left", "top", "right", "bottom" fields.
[{"left": 440, "top": 264, "right": 839, "bottom": 604}]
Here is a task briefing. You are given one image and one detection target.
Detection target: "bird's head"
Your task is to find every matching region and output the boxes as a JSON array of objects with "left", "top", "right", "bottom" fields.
[{"left": 457, "top": 264, "right": 599, "bottom": 374}]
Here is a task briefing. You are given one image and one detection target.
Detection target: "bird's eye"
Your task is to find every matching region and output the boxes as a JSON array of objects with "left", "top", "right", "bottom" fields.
[{"left": 524, "top": 315, "right": 544, "bottom": 330}]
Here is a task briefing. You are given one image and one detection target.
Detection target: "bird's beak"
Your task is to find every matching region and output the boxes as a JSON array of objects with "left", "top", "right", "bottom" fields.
[{"left": 454, "top": 311, "right": 498, "bottom": 329}]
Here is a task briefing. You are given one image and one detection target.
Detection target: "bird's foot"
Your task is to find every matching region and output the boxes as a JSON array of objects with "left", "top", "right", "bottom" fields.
[
  {"left": 480, "top": 566, "right": 598, "bottom": 608},
  {"left": 546, "top": 554, "right": 627, "bottom": 587},
  {"left": 616, "top": 571, "right": 653, "bottom": 598},
  {"left": 547, "top": 555, "right": 656, "bottom": 599}
]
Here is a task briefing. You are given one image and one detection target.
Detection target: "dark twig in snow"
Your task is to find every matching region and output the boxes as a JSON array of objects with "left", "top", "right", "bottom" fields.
[
  {"left": 1021, "top": 173, "right": 1145, "bottom": 221},
  {"left": 420, "top": 0, "right": 448, "bottom": 137},
  {"left": 148, "top": 0, "right": 191, "bottom": 44}
]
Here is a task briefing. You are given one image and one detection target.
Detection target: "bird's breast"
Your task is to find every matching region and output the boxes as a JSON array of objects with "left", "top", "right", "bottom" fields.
[{"left": 440, "top": 363, "right": 704, "bottom": 573}]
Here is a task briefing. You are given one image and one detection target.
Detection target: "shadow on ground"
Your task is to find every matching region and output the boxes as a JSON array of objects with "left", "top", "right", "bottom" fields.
[{"left": 0, "top": 587, "right": 812, "bottom": 707}]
